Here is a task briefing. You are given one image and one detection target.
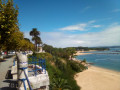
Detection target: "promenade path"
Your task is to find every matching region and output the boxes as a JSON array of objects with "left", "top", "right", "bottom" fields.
[{"left": 0, "top": 56, "right": 16, "bottom": 90}]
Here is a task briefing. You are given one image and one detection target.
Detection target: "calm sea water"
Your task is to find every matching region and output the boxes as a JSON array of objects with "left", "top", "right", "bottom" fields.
[{"left": 76, "top": 48, "right": 120, "bottom": 72}]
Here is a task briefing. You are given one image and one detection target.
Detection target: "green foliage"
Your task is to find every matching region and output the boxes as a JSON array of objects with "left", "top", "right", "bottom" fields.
[
  {"left": 50, "top": 77, "right": 72, "bottom": 90},
  {"left": 29, "top": 52, "right": 87, "bottom": 90},
  {"left": 0, "top": 0, "right": 19, "bottom": 50},
  {"left": 0, "top": 0, "right": 34, "bottom": 51},
  {"left": 75, "top": 46, "right": 109, "bottom": 51},
  {"left": 43, "top": 44, "right": 76, "bottom": 60},
  {"left": 68, "top": 60, "right": 86, "bottom": 72},
  {"left": 82, "top": 58, "right": 86, "bottom": 63},
  {"left": 29, "top": 28, "right": 42, "bottom": 51},
  {"left": 21, "top": 38, "right": 34, "bottom": 51}
]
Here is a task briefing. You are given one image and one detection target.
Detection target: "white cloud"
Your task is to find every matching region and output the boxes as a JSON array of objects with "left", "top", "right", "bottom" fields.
[
  {"left": 23, "top": 24, "right": 120, "bottom": 48},
  {"left": 92, "top": 25, "right": 101, "bottom": 28},
  {"left": 59, "top": 20, "right": 101, "bottom": 31},
  {"left": 112, "top": 9, "right": 120, "bottom": 12},
  {"left": 42, "top": 24, "right": 120, "bottom": 47},
  {"left": 59, "top": 23, "right": 87, "bottom": 31}
]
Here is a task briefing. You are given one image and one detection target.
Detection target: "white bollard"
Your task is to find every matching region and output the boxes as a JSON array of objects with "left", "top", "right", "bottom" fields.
[{"left": 16, "top": 53, "right": 28, "bottom": 90}]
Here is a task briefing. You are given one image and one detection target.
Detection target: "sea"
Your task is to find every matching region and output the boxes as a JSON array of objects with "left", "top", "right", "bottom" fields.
[{"left": 75, "top": 47, "right": 120, "bottom": 72}]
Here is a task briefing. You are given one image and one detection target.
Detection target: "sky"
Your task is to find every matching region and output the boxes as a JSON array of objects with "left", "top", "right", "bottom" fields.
[{"left": 14, "top": 0, "right": 120, "bottom": 47}]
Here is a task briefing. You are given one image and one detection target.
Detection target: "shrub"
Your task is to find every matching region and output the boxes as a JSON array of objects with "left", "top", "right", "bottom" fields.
[{"left": 29, "top": 52, "right": 83, "bottom": 90}]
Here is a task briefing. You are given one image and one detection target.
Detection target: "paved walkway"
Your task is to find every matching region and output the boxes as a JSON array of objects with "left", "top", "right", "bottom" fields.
[{"left": 0, "top": 56, "right": 16, "bottom": 90}]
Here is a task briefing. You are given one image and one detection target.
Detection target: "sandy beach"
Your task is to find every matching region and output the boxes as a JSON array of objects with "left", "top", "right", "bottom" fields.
[
  {"left": 75, "top": 51, "right": 93, "bottom": 56},
  {"left": 74, "top": 66, "right": 120, "bottom": 90}
]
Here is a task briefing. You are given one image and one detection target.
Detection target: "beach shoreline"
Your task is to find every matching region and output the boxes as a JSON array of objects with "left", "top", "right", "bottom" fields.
[
  {"left": 74, "top": 50, "right": 95, "bottom": 56},
  {"left": 74, "top": 65, "right": 120, "bottom": 90},
  {"left": 74, "top": 51, "right": 120, "bottom": 90}
]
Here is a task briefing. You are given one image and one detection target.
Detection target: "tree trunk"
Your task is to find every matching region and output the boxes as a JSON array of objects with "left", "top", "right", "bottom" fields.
[{"left": 35, "top": 41, "right": 37, "bottom": 51}]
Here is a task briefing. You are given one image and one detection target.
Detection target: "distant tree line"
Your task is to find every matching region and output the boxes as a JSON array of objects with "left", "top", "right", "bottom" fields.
[
  {"left": 43, "top": 44, "right": 76, "bottom": 60},
  {"left": 74, "top": 46, "right": 109, "bottom": 51},
  {"left": 43, "top": 44, "right": 109, "bottom": 60}
]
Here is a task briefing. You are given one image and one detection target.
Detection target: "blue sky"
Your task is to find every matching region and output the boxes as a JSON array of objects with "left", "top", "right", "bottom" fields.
[{"left": 14, "top": 0, "right": 120, "bottom": 47}]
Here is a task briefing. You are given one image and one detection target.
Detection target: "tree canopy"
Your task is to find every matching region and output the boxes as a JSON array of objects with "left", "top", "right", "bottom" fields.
[
  {"left": 0, "top": 0, "right": 34, "bottom": 52},
  {"left": 43, "top": 44, "right": 76, "bottom": 60},
  {"left": 30, "top": 28, "right": 42, "bottom": 51},
  {"left": 0, "top": 0, "right": 19, "bottom": 50}
]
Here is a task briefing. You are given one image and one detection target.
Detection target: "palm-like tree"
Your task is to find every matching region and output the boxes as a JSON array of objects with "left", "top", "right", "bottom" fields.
[
  {"left": 32, "top": 36, "right": 42, "bottom": 51},
  {"left": 50, "top": 78, "right": 72, "bottom": 90},
  {"left": 29, "top": 28, "right": 41, "bottom": 51},
  {"left": 36, "top": 36, "right": 42, "bottom": 46},
  {"left": 30, "top": 28, "right": 40, "bottom": 37}
]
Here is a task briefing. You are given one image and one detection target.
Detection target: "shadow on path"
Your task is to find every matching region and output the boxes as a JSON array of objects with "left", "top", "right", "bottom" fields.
[
  {"left": 0, "top": 87, "right": 17, "bottom": 90},
  {"left": 5, "top": 70, "right": 12, "bottom": 79},
  {"left": 0, "top": 59, "right": 6, "bottom": 62},
  {"left": 0, "top": 70, "right": 18, "bottom": 90},
  {"left": 0, "top": 80, "right": 18, "bottom": 90}
]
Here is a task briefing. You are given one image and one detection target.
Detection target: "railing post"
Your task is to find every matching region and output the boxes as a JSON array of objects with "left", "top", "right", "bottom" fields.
[{"left": 16, "top": 53, "right": 28, "bottom": 90}]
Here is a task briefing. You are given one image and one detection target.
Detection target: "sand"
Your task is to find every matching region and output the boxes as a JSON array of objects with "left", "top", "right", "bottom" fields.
[
  {"left": 74, "top": 66, "right": 120, "bottom": 90},
  {"left": 75, "top": 51, "right": 92, "bottom": 56}
]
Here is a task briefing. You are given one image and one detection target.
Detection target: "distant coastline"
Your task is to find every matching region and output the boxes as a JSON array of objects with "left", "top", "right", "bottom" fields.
[
  {"left": 74, "top": 50, "right": 96, "bottom": 56},
  {"left": 75, "top": 50, "right": 120, "bottom": 56},
  {"left": 75, "top": 51, "right": 91, "bottom": 56}
]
